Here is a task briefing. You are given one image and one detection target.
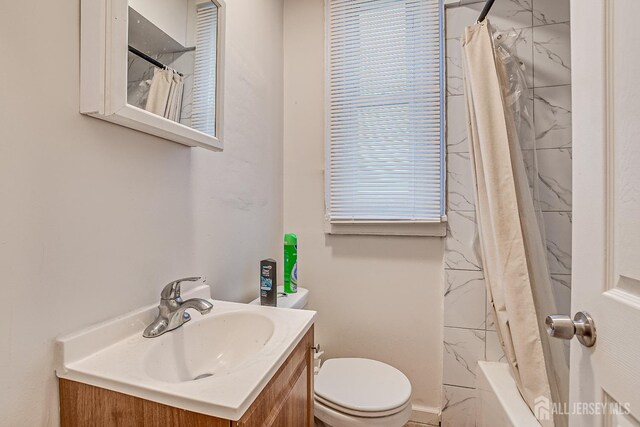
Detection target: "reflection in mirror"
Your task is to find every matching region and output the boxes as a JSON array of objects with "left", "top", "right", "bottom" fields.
[{"left": 127, "top": 0, "right": 218, "bottom": 136}]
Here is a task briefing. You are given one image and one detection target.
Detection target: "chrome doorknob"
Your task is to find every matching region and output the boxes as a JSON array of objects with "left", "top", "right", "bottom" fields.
[{"left": 545, "top": 311, "right": 596, "bottom": 347}]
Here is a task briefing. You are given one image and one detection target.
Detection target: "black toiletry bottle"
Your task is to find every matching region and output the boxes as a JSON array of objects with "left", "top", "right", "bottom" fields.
[{"left": 260, "top": 259, "right": 277, "bottom": 307}]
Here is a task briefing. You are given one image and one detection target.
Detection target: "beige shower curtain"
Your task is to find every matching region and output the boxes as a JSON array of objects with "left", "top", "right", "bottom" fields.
[
  {"left": 145, "top": 68, "right": 184, "bottom": 122},
  {"left": 461, "top": 21, "right": 568, "bottom": 427}
]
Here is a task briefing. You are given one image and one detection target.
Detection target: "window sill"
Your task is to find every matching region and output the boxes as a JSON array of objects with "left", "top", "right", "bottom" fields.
[{"left": 324, "top": 218, "right": 447, "bottom": 237}]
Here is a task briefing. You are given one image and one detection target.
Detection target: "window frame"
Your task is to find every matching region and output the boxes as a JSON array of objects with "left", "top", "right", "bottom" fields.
[{"left": 323, "top": 0, "right": 447, "bottom": 237}]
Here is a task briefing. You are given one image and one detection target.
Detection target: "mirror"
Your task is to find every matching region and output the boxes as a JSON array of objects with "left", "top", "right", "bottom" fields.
[
  {"left": 80, "top": 0, "right": 224, "bottom": 150},
  {"left": 127, "top": 0, "right": 220, "bottom": 136}
]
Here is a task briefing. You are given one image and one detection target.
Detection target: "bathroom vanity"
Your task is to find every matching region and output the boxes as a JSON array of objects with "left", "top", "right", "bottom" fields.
[{"left": 56, "top": 285, "right": 316, "bottom": 426}]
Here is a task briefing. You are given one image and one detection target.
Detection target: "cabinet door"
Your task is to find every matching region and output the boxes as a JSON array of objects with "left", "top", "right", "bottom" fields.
[
  {"left": 234, "top": 326, "right": 314, "bottom": 427},
  {"left": 271, "top": 366, "right": 311, "bottom": 426}
]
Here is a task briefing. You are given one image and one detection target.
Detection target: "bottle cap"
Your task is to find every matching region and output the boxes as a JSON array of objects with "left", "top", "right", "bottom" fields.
[{"left": 284, "top": 233, "right": 297, "bottom": 245}]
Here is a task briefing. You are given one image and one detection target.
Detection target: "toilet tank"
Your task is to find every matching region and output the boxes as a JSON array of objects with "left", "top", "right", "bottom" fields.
[{"left": 250, "top": 287, "right": 309, "bottom": 309}]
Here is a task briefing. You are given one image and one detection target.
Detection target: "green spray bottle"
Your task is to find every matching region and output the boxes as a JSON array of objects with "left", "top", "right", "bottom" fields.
[{"left": 284, "top": 233, "right": 298, "bottom": 293}]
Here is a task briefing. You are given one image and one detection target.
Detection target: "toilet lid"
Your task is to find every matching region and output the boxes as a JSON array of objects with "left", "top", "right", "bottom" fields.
[{"left": 314, "top": 358, "right": 412, "bottom": 414}]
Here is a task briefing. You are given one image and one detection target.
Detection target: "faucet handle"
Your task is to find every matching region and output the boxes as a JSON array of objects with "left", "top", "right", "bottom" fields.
[{"left": 160, "top": 277, "right": 201, "bottom": 300}]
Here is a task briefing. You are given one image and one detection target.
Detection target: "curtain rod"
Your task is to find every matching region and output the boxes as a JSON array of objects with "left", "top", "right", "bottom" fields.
[
  {"left": 476, "top": 0, "right": 496, "bottom": 23},
  {"left": 128, "top": 45, "right": 183, "bottom": 77}
]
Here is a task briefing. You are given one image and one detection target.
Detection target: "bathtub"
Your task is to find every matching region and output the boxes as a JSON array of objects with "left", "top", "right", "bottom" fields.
[{"left": 476, "top": 361, "right": 541, "bottom": 427}]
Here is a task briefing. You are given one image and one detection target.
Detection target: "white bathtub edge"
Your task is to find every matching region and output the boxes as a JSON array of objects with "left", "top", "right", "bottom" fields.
[{"left": 476, "top": 361, "right": 541, "bottom": 427}]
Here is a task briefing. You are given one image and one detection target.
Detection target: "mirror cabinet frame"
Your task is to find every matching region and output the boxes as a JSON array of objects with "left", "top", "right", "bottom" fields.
[{"left": 80, "top": 0, "right": 225, "bottom": 151}]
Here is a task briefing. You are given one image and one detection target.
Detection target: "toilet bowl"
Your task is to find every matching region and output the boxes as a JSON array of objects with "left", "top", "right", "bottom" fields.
[{"left": 250, "top": 288, "right": 412, "bottom": 427}]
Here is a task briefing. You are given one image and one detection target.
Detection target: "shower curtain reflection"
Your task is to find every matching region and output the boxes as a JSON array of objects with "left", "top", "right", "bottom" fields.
[{"left": 145, "top": 68, "right": 184, "bottom": 122}]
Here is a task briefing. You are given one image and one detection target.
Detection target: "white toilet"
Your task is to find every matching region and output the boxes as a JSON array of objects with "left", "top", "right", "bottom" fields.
[{"left": 251, "top": 288, "right": 412, "bottom": 427}]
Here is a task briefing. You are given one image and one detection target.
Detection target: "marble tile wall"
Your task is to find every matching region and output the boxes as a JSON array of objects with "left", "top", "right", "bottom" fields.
[{"left": 442, "top": 1, "right": 572, "bottom": 425}]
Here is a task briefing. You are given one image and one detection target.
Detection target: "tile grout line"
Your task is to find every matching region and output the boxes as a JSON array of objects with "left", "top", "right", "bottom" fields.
[
  {"left": 444, "top": 325, "right": 486, "bottom": 332},
  {"left": 443, "top": 383, "right": 477, "bottom": 390}
]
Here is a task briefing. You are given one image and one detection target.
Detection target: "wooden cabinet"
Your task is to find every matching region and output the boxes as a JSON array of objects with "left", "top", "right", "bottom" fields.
[
  {"left": 233, "top": 326, "right": 314, "bottom": 427},
  {"left": 59, "top": 326, "right": 314, "bottom": 427}
]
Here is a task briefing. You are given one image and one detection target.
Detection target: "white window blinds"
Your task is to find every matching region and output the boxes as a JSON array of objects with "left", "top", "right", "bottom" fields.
[
  {"left": 326, "top": 0, "right": 444, "bottom": 222},
  {"left": 192, "top": 2, "right": 218, "bottom": 136}
]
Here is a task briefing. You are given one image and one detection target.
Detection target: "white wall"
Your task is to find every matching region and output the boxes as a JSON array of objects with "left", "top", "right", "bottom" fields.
[
  {"left": 283, "top": 0, "right": 444, "bottom": 417},
  {"left": 0, "top": 0, "right": 283, "bottom": 425}
]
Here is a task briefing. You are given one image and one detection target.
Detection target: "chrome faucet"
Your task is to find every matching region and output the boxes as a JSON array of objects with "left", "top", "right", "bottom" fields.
[{"left": 143, "top": 277, "right": 213, "bottom": 338}]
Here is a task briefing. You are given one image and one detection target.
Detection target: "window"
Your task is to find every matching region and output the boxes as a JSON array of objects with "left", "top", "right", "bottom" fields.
[{"left": 325, "top": 0, "right": 444, "bottom": 234}]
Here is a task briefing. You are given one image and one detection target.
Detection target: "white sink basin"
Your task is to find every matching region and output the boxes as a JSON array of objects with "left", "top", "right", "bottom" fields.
[
  {"left": 145, "top": 311, "right": 275, "bottom": 383},
  {"left": 55, "top": 285, "right": 315, "bottom": 421}
]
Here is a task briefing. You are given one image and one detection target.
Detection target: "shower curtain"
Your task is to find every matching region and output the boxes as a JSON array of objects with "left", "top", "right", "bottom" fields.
[
  {"left": 461, "top": 22, "right": 568, "bottom": 427},
  {"left": 145, "top": 68, "right": 184, "bottom": 122}
]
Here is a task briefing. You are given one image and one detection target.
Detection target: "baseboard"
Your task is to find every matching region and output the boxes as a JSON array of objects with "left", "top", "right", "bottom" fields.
[{"left": 410, "top": 404, "right": 441, "bottom": 425}]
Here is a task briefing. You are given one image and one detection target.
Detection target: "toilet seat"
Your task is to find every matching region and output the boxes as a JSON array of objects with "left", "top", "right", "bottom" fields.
[
  {"left": 314, "top": 358, "right": 412, "bottom": 418},
  {"left": 314, "top": 398, "right": 413, "bottom": 427},
  {"left": 314, "top": 393, "right": 411, "bottom": 418}
]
